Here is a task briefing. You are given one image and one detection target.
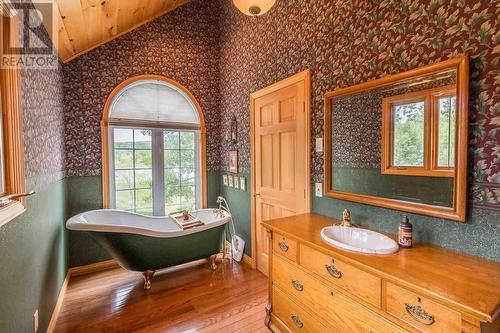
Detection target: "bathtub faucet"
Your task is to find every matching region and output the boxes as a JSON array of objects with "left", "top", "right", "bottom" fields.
[{"left": 214, "top": 196, "right": 230, "bottom": 218}]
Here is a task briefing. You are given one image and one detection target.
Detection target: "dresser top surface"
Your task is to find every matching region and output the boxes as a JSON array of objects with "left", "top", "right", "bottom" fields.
[{"left": 262, "top": 213, "right": 500, "bottom": 322}]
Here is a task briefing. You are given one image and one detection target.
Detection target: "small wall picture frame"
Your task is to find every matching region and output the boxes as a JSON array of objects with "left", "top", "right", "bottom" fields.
[
  {"left": 239, "top": 176, "right": 246, "bottom": 191},
  {"left": 229, "top": 150, "right": 238, "bottom": 173},
  {"left": 230, "top": 116, "right": 238, "bottom": 144},
  {"left": 228, "top": 175, "right": 234, "bottom": 187},
  {"left": 222, "top": 174, "right": 228, "bottom": 186},
  {"left": 233, "top": 176, "right": 239, "bottom": 189}
]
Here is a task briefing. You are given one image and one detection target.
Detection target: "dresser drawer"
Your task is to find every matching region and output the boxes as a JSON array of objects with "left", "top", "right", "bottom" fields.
[
  {"left": 272, "top": 285, "right": 329, "bottom": 333},
  {"left": 385, "top": 282, "right": 461, "bottom": 333},
  {"left": 273, "top": 255, "right": 407, "bottom": 333},
  {"left": 273, "top": 232, "right": 298, "bottom": 262},
  {"left": 299, "top": 244, "right": 381, "bottom": 307}
]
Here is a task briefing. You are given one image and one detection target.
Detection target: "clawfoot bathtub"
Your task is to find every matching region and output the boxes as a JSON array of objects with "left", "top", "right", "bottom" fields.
[{"left": 66, "top": 209, "right": 231, "bottom": 290}]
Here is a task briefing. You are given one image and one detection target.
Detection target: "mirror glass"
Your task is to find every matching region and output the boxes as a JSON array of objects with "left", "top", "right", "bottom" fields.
[{"left": 330, "top": 68, "right": 457, "bottom": 208}]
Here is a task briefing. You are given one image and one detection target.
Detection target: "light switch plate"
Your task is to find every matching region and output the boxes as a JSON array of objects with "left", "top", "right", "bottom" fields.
[
  {"left": 316, "top": 137, "right": 323, "bottom": 152},
  {"left": 315, "top": 183, "right": 323, "bottom": 197}
]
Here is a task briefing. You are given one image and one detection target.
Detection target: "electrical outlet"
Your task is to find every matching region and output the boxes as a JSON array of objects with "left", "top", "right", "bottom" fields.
[
  {"left": 316, "top": 137, "right": 323, "bottom": 152},
  {"left": 33, "top": 310, "right": 39, "bottom": 333},
  {"left": 315, "top": 183, "right": 323, "bottom": 197}
]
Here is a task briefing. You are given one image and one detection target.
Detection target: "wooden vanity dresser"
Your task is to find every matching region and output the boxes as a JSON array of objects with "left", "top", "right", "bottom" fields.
[{"left": 262, "top": 213, "right": 500, "bottom": 333}]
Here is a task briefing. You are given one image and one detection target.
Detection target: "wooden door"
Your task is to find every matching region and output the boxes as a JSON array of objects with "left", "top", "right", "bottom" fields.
[{"left": 252, "top": 73, "right": 310, "bottom": 276}]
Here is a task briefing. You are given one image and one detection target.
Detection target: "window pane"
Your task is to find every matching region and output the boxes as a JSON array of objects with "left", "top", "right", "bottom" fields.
[
  {"left": 114, "top": 150, "right": 133, "bottom": 169},
  {"left": 114, "top": 128, "right": 133, "bottom": 149},
  {"left": 136, "top": 208, "right": 153, "bottom": 216},
  {"left": 135, "top": 169, "right": 152, "bottom": 189},
  {"left": 392, "top": 101, "right": 425, "bottom": 167},
  {"left": 166, "top": 205, "right": 182, "bottom": 214},
  {"left": 181, "top": 168, "right": 195, "bottom": 186},
  {"left": 135, "top": 189, "right": 153, "bottom": 209},
  {"left": 438, "top": 96, "right": 456, "bottom": 167},
  {"left": 180, "top": 131, "right": 195, "bottom": 149},
  {"left": 165, "top": 168, "right": 180, "bottom": 186},
  {"left": 115, "top": 170, "right": 134, "bottom": 190},
  {"left": 180, "top": 202, "right": 195, "bottom": 212},
  {"left": 181, "top": 185, "right": 195, "bottom": 204},
  {"left": 165, "top": 186, "right": 181, "bottom": 206},
  {"left": 164, "top": 150, "right": 180, "bottom": 168},
  {"left": 116, "top": 190, "right": 134, "bottom": 210},
  {"left": 180, "top": 150, "right": 195, "bottom": 167},
  {"left": 110, "top": 81, "right": 200, "bottom": 125},
  {"left": 135, "top": 150, "right": 152, "bottom": 168},
  {"left": 134, "top": 129, "right": 152, "bottom": 149},
  {"left": 164, "top": 131, "right": 179, "bottom": 149}
]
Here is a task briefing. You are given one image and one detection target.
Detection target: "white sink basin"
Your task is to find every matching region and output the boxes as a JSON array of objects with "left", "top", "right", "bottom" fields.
[{"left": 321, "top": 226, "right": 399, "bottom": 255}]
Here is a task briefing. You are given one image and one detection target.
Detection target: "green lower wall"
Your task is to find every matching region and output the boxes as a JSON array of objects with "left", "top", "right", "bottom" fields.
[
  {"left": 0, "top": 178, "right": 68, "bottom": 333},
  {"left": 67, "top": 176, "right": 110, "bottom": 267},
  {"left": 313, "top": 187, "right": 500, "bottom": 261},
  {"left": 332, "top": 167, "right": 454, "bottom": 207},
  {"left": 65, "top": 172, "right": 499, "bottom": 268},
  {"left": 215, "top": 172, "right": 499, "bottom": 262},
  {"left": 219, "top": 172, "right": 252, "bottom": 256}
]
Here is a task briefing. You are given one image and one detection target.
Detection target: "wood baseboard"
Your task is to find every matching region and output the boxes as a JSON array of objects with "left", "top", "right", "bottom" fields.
[
  {"left": 68, "top": 259, "right": 120, "bottom": 277},
  {"left": 242, "top": 254, "right": 256, "bottom": 268},
  {"left": 46, "top": 273, "right": 70, "bottom": 333},
  {"left": 47, "top": 260, "right": 120, "bottom": 332}
]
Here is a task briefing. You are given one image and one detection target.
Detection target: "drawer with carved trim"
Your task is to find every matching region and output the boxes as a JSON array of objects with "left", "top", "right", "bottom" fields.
[
  {"left": 272, "top": 285, "right": 329, "bottom": 333},
  {"left": 385, "top": 282, "right": 461, "bottom": 333},
  {"left": 273, "top": 254, "right": 407, "bottom": 333},
  {"left": 273, "top": 232, "right": 298, "bottom": 262},
  {"left": 299, "top": 244, "right": 381, "bottom": 307}
]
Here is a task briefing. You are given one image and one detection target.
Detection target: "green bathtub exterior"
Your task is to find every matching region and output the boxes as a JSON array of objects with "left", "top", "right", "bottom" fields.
[{"left": 88, "top": 225, "right": 225, "bottom": 272}]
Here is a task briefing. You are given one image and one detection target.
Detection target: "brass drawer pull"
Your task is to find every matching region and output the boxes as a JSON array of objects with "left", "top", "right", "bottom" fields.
[
  {"left": 325, "top": 264, "right": 342, "bottom": 279},
  {"left": 405, "top": 303, "right": 435, "bottom": 325},
  {"left": 291, "top": 314, "right": 304, "bottom": 328},
  {"left": 291, "top": 279, "right": 304, "bottom": 291},
  {"left": 278, "top": 241, "right": 289, "bottom": 252}
]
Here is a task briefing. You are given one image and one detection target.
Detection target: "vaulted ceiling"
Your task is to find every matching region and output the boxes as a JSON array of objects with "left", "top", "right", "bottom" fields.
[{"left": 36, "top": 0, "right": 190, "bottom": 63}]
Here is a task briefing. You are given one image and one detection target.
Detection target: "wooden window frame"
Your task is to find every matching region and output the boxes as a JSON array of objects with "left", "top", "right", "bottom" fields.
[
  {"left": 0, "top": 14, "right": 26, "bottom": 227},
  {"left": 431, "top": 90, "right": 457, "bottom": 173},
  {"left": 381, "top": 85, "right": 456, "bottom": 178},
  {"left": 324, "top": 55, "right": 469, "bottom": 222},
  {"left": 101, "top": 75, "right": 207, "bottom": 211}
]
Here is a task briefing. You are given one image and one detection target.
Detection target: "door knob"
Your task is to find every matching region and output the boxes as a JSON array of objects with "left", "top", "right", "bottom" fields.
[{"left": 253, "top": 192, "right": 261, "bottom": 197}]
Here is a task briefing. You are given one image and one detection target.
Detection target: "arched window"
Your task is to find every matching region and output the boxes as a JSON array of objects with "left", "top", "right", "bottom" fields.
[{"left": 101, "top": 75, "right": 206, "bottom": 216}]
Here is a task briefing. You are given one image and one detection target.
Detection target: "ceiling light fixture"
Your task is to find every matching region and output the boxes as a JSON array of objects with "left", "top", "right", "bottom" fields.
[{"left": 232, "top": 0, "right": 276, "bottom": 17}]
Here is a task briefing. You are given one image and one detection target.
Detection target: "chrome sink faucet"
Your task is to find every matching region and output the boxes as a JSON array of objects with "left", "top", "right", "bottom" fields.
[{"left": 340, "top": 209, "right": 353, "bottom": 227}]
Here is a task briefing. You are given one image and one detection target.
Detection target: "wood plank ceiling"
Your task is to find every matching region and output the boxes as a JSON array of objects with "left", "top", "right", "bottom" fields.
[{"left": 36, "top": 0, "right": 190, "bottom": 63}]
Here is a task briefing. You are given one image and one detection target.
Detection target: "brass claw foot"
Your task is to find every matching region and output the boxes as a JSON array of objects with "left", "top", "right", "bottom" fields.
[
  {"left": 142, "top": 270, "right": 155, "bottom": 290},
  {"left": 209, "top": 254, "right": 218, "bottom": 270}
]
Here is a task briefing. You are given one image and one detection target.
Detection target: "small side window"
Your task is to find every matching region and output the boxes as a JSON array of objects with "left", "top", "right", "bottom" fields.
[
  {"left": 392, "top": 99, "right": 425, "bottom": 168},
  {"left": 381, "top": 85, "right": 456, "bottom": 177},
  {"left": 0, "top": 14, "right": 27, "bottom": 226},
  {"left": 435, "top": 95, "right": 456, "bottom": 169}
]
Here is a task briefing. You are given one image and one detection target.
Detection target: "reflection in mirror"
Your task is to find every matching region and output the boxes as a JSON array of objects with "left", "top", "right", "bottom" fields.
[{"left": 330, "top": 69, "right": 457, "bottom": 208}]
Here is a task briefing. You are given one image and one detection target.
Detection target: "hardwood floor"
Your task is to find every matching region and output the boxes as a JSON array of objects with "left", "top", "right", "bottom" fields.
[{"left": 54, "top": 258, "right": 271, "bottom": 333}]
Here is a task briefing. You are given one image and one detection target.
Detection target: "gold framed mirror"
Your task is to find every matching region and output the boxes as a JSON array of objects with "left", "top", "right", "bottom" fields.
[{"left": 324, "top": 55, "right": 469, "bottom": 222}]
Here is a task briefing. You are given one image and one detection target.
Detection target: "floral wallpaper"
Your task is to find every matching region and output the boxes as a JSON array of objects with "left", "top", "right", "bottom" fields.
[
  {"left": 19, "top": 3, "right": 66, "bottom": 189},
  {"left": 63, "top": 0, "right": 221, "bottom": 176},
  {"left": 219, "top": 0, "right": 500, "bottom": 210}
]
